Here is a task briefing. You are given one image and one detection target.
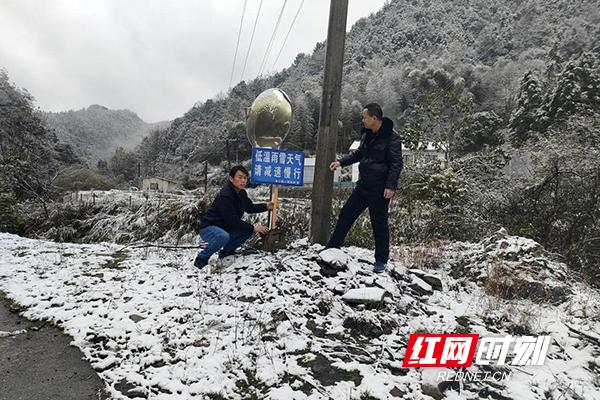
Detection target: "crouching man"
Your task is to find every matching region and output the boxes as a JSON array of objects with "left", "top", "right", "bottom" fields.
[{"left": 194, "top": 165, "right": 273, "bottom": 269}]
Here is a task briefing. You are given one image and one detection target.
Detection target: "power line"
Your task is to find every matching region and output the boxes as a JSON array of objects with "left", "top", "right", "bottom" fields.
[
  {"left": 271, "top": 0, "right": 305, "bottom": 72},
  {"left": 229, "top": 0, "right": 248, "bottom": 88},
  {"left": 239, "top": 0, "right": 264, "bottom": 82},
  {"left": 258, "top": 0, "right": 288, "bottom": 77}
]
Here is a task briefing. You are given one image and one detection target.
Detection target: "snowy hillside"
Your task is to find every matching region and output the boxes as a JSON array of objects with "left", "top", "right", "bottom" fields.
[{"left": 0, "top": 231, "right": 599, "bottom": 400}]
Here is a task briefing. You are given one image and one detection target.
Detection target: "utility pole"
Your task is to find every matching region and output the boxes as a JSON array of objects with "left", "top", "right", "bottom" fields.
[
  {"left": 225, "top": 139, "right": 231, "bottom": 170},
  {"left": 310, "top": 0, "right": 348, "bottom": 244},
  {"left": 204, "top": 160, "right": 208, "bottom": 192}
]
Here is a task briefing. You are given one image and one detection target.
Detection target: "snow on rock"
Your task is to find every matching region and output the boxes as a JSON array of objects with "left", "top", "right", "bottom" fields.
[
  {"left": 0, "top": 329, "right": 27, "bottom": 338},
  {"left": 318, "top": 248, "right": 349, "bottom": 268},
  {"left": 1, "top": 232, "right": 600, "bottom": 400},
  {"left": 447, "top": 229, "right": 571, "bottom": 302},
  {"left": 409, "top": 276, "right": 434, "bottom": 296},
  {"left": 408, "top": 269, "right": 443, "bottom": 291},
  {"left": 341, "top": 288, "right": 389, "bottom": 304}
]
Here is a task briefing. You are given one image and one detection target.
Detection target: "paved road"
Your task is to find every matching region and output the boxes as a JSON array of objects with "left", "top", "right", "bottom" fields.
[{"left": 0, "top": 292, "right": 109, "bottom": 400}]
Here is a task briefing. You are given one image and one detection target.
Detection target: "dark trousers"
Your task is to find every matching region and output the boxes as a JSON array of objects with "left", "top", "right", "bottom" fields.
[{"left": 327, "top": 186, "right": 391, "bottom": 264}]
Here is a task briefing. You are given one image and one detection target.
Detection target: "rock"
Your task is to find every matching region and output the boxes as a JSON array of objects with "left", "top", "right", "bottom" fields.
[
  {"left": 361, "top": 277, "right": 375, "bottom": 286},
  {"left": 319, "top": 264, "right": 342, "bottom": 277},
  {"left": 297, "top": 353, "right": 362, "bottom": 386},
  {"left": 409, "top": 276, "right": 433, "bottom": 296},
  {"left": 342, "top": 312, "right": 396, "bottom": 338},
  {"left": 408, "top": 268, "right": 427, "bottom": 278},
  {"left": 390, "top": 386, "right": 407, "bottom": 398},
  {"left": 409, "top": 269, "right": 442, "bottom": 290},
  {"left": 271, "top": 309, "right": 289, "bottom": 322},
  {"left": 421, "top": 274, "right": 443, "bottom": 291},
  {"left": 238, "top": 295, "right": 258, "bottom": 303},
  {"left": 332, "top": 284, "right": 346, "bottom": 295},
  {"left": 318, "top": 249, "right": 349, "bottom": 276},
  {"left": 383, "top": 361, "right": 409, "bottom": 376},
  {"left": 129, "top": 314, "right": 146, "bottom": 323},
  {"left": 342, "top": 288, "right": 390, "bottom": 304},
  {"left": 306, "top": 319, "right": 327, "bottom": 338},
  {"left": 478, "top": 387, "right": 514, "bottom": 400},
  {"left": 310, "top": 273, "right": 322, "bottom": 281},
  {"left": 192, "top": 337, "right": 210, "bottom": 347},
  {"left": 486, "top": 263, "right": 571, "bottom": 303},
  {"left": 421, "top": 383, "right": 443, "bottom": 400},
  {"left": 438, "top": 380, "right": 460, "bottom": 394},
  {"left": 92, "top": 356, "right": 117, "bottom": 372},
  {"left": 114, "top": 379, "right": 148, "bottom": 398}
]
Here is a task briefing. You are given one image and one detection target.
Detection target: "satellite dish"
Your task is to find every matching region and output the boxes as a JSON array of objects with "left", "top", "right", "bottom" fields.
[{"left": 246, "top": 88, "right": 293, "bottom": 149}]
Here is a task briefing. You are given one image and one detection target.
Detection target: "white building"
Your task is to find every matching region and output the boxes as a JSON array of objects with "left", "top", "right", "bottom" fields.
[
  {"left": 303, "top": 157, "right": 341, "bottom": 186},
  {"left": 348, "top": 140, "right": 445, "bottom": 182},
  {"left": 142, "top": 177, "right": 179, "bottom": 192},
  {"left": 401, "top": 142, "right": 446, "bottom": 166}
]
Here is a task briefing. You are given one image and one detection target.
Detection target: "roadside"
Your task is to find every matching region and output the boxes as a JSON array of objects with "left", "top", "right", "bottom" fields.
[{"left": 0, "top": 292, "right": 109, "bottom": 400}]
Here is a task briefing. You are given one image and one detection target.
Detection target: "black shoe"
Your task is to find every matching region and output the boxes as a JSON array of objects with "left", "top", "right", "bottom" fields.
[
  {"left": 239, "top": 247, "right": 259, "bottom": 256},
  {"left": 218, "top": 251, "right": 234, "bottom": 259},
  {"left": 194, "top": 256, "right": 208, "bottom": 269},
  {"left": 373, "top": 261, "right": 386, "bottom": 274}
]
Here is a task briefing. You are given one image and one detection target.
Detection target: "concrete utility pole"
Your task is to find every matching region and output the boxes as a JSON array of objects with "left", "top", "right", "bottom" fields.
[
  {"left": 225, "top": 139, "right": 231, "bottom": 170},
  {"left": 310, "top": 0, "right": 348, "bottom": 244},
  {"left": 204, "top": 160, "right": 208, "bottom": 192}
]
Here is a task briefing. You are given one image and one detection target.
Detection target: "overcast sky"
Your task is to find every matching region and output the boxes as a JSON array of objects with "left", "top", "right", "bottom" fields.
[{"left": 0, "top": 0, "right": 388, "bottom": 122}]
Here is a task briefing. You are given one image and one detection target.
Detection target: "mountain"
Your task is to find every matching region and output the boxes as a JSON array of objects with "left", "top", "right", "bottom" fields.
[
  {"left": 42, "top": 104, "right": 170, "bottom": 167},
  {"left": 137, "top": 0, "right": 600, "bottom": 180}
]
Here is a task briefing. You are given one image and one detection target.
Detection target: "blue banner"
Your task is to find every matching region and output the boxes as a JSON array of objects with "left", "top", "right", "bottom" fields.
[{"left": 250, "top": 147, "right": 304, "bottom": 186}]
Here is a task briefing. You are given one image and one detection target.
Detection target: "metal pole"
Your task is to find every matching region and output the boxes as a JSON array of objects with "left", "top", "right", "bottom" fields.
[
  {"left": 267, "top": 185, "right": 273, "bottom": 227},
  {"left": 204, "top": 161, "right": 208, "bottom": 192},
  {"left": 226, "top": 139, "right": 231, "bottom": 170},
  {"left": 310, "top": 0, "right": 348, "bottom": 244},
  {"left": 270, "top": 185, "right": 280, "bottom": 229}
]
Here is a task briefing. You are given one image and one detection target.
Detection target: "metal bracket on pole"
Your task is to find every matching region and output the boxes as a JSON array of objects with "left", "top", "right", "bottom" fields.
[{"left": 264, "top": 184, "right": 283, "bottom": 252}]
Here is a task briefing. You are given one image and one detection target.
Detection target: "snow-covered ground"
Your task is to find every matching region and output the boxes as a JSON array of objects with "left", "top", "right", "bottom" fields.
[{"left": 0, "top": 231, "right": 599, "bottom": 399}]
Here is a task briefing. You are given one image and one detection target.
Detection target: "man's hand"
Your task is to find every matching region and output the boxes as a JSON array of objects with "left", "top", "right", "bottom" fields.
[
  {"left": 254, "top": 224, "right": 269, "bottom": 234},
  {"left": 266, "top": 201, "right": 275, "bottom": 210},
  {"left": 329, "top": 160, "right": 341, "bottom": 171},
  {"left": 383, "top": 188, "right": 395, "bottom": 199}
]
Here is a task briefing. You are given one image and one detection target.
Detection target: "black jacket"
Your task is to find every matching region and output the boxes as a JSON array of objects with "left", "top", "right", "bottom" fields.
[
  {"left": 339, "top": 117, "right": 403, "bottom": 190},
  {"left": 199, "top": 182, "right": 268, "bottom": 233}
]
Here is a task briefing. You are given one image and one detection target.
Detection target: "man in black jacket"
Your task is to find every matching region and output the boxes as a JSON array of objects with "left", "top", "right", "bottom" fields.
[
  {"left": 327, "top": 103, "right": 403, "bottom": 273},
  {"left": 195, "top": 165, "right": 273, "bottom": 269}
]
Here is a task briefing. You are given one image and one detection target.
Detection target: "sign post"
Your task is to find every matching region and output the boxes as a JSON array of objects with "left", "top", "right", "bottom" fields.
[{"left": 245, "top": 88, "right": 295, "bottom": 250}]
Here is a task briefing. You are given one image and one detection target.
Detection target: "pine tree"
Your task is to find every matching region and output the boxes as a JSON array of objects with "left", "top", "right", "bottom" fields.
[
  {"left": 543, "top": 52, "right": 600, "bottom": 126},
  {"left": 509, "top": 71, "right": 544, "bottom": 145},
  {"left": 454, "top": 111, "right": 504, "bottom": 156}
]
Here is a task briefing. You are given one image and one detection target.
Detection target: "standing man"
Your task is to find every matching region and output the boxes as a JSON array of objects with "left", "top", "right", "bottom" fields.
[
  {"left": 327, "top": 103, "right": 403, "bottom": 273},
  {"left": 194, "top": 165, "right": 273, "bottom": 269}
]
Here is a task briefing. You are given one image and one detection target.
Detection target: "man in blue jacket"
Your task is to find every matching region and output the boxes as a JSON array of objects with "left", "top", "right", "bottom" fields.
[
  {"left": 195, "top": 165, "right": 273, "bottom": 269},
  {"left": 328, "top": 103, "right": 403, "bottom": 273}
]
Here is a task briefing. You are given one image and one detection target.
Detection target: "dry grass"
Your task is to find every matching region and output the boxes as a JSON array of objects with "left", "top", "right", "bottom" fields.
[{"left": 391, "top": 240, "right": 446, "bottom": 269}]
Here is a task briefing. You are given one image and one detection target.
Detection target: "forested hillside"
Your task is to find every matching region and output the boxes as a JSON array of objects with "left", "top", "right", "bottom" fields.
[
  {"left": 42, "top": 105, "right": 169, "bottom": 168},
  {"left": 126, "top": 0, "right": 599, "bottom": 182},
  {"left": 0, "top": 69, "right": 79, "bottom": 202}
]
